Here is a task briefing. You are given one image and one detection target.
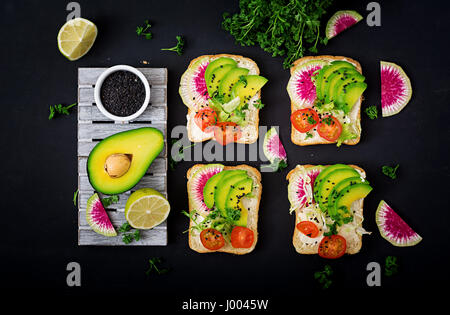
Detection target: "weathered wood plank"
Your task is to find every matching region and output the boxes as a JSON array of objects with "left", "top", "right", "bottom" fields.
[
  {"left": 78, "top": 157, "right": 166, "bottom": 175},
  {"left": 78, "top": 123, "right": 166, "bottom": 140},
  {"left": 79, "top": 229, "right": 167, "bottom": 246},
  {"left": 78, "top": 141, "right": 166, "bottom": 157},
  {"left": 79, "top": 174, "right": 166, "bottom": 193},
  {"left": 78, "top": 86, "right": 166, "bottom": 105},
  {"left": 78, "top": 68, "right": 168, "bottom": 86},
  {"left": 78, "top": 67, "right": 168, "bottom": 246},
  {"left": 78, "top": 211, "right": 167, "bottom": 229},
  {"left": 78, "top": 105, "right": 166, "bottom": 122}
]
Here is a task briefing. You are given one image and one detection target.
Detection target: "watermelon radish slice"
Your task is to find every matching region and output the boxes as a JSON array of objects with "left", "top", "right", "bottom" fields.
[
  {"left": 263, "top": 127, "right": 287, "bottom": 165},
  {"left": 179, "top": 56, "right": 210, "bottom": 108},
  {"left": 288, "top": 166, "right": 323, "bottom": 213},
  {"left": 376, "top": 200, "right": 422, "bottom": 247},
  {"left": 380, "top": 61, "right": 412, "bottom": 117},
  {"left": 86, "top": 193, "right": 117, "bottom": 237},
  {"left": 188, "top": 164, "right": 224, "bottom": 215},
  {"left": 287, "top": 60, "right": 326, "bottom": 106},
  {"left": 326, "top": 10, "right": 363, "bottom": 39}
]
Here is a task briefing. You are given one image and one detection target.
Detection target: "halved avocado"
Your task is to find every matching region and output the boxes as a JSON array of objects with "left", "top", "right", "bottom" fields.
[
  {"left": 331, "top": 183, "right": 373, "bottom": 221},
  {"left": 87, "top": 127, "right": 164, "bottom": 195},
  {"left": 204, "top": 57, "right": 237, "bottom": 86},
  {"left": 214, "top": 173, "right": 248, "bottom": 217},
  {"left": 231, "top": 75, "right": 268, "bottom": 108},
  {"left": 317, "top": 168, "right": 360, "bottom": 211},
  {"left": 218, "top": 67, "right": 249, "bottom": 102}
]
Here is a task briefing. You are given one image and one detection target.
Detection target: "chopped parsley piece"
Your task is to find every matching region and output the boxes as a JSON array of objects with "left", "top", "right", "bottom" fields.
[
  {"left": 382, "top": 164, "right": 399, "bottom": 179},
  {"left": 314, "top": 265, "right": 333, "bottom": 289},
  {"left": 365, "top": 105, "right": 378, "bottom": 119},
  {"left": 385, "top": 256, "right": 399, "bottom": 276}
]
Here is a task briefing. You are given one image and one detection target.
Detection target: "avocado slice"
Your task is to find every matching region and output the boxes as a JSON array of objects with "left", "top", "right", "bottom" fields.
[
  {"left": 331, "top": 183, "right": 373, "bottom": 222},
  {"left": 218, "top": 67, "right": 249, "bottom": 102},
  {"left": 214, "top": 173, "right": 248, "bottom": 217},
  {"left": 334, "top": 81, "right": 367, "bottom": 113},
  {"left": 317, "top": 61, "right": 355, "bottom": 101},
  {"left": 317, "top": 168, "right": 360, "bottom": 212},
  {"left": 87, "top": 127, "right": 164, "bottom": 195},
  {"left": 327, "top": 176, "right": 369, "bottom": 210},
  {"left": 231, "top": 75, "right": 268, "bottom": 108},
  {"left": 203, "top": 171, "right": 227, "bottom": 209},
  {"left": 207, "top": 64, "right": 236, "bottom": 98},
  {"left": 323, "top": 68, "right": 361, "bottom": 104},
  {"left": 313, "top": 164, "right": 354, "bottom": 203},
  {"left": 204, "top": 57, "right": 237, "bottom": 87},
  {"left": 225, "top": 177, "right": 253, "bottom": 226}
]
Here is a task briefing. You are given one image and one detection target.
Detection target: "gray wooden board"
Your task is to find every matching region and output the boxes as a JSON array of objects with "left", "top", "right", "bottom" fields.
[{"left": 77, "top": 67, "right": 168, "bottom": 246}]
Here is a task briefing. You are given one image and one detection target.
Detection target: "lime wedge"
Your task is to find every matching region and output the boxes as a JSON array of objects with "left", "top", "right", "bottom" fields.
[
  {"left": 57, "top": 18, "right": 97, "bottom": 61},
  {"left": 125, "top": 188, "right": 170, "bottom": 229}
]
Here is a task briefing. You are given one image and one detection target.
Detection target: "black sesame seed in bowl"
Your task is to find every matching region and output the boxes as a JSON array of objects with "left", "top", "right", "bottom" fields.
[{"left": 94, "top": 65, "right": 150, "bottom": 121}]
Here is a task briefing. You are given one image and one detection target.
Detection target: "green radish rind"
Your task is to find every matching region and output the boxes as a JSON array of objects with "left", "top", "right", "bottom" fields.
[{"left": 376, "top": 200, "right": 422, "bottom": 247}]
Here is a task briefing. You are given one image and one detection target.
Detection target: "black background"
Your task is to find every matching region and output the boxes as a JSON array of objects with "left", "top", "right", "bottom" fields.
[{"left": 1, "top": 0, "right": 449, "bottom": 307}]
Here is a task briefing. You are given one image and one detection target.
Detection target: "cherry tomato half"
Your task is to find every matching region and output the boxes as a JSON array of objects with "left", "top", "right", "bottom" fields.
[
  {"left": 231, "top": 226, "right": 254, "bottom": 248},
  {"left": 213, "top": 122, "right": 242, "bottom": 145},
  {"left": 200, "top": 228, "right": 225, "bottom": 250},
  {"left": 194, "top": 107, "right": 217, "bottom": 132},
  {"left": 318, "top": 235, "right": 347, "bottom": 259},
  {"left": 291, "top": 108, "right": 319, "bottom": 133},
  {"left": 296, "top": 221, "right": 320, "bottom": 238},
  {"left": 317, "top": 115, "right": 342, "bottom": 142}
]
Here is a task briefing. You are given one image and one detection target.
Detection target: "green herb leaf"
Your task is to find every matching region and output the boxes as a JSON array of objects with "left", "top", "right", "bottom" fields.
[
  {"left": 101, "top": 195, "right": 119, "bottom": 208},
  {"left": 146, "top": 257, "right": 170, "bottom": 276},
  {"left": 118, "top": 222, "right": 132, "bottom": 233},
  {"left": 365, "top": 105, "right": 378, "bottom": 120},
  {"left": 73, "top": 189, "right": 79, "bottom": 207},
  {"left": 305, "top": 132, "right": 313, "bottom": 139},
  {"left": 314, "top": 264, "right": 333, "bottom": 289},
  {"left": 136, "top": 20, "right": 152, "bottom": 39},
  {"left": 385, "top": 256, "right": 399, "bottom": 276},
  {"left": 161, "top": 35, "right": 185, "bottom": 55},
  {"left": 382, "top": 164, "right": 399, "bottom": 179},
  {"left": 48, "top": 103, "right": 76, "bottom": 120},
  {"left": 253, "top": 99, "right": 265, "bottom": 109}
]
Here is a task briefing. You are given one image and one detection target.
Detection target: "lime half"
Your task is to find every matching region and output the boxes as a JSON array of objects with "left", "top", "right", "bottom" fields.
[
  {"left": 57, "top": 17, "right": 97, "bottom": 61},
  {"left": 125, "top": 188, "right": 170, "bottom": 229}
]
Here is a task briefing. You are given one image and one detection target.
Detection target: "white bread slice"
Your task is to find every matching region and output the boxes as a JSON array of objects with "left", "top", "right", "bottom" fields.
[
  {"left": 180, "top": 54, "right": 262, "bottom": 144},
  {"left": 288, "top": 55, "right": 363, "bottom": 146},
  {"left": 186, "top": 164, "right": 262, "bottom": 255},
  {"left": 286, "top": 164, "right": 368, "bottom": 255}
]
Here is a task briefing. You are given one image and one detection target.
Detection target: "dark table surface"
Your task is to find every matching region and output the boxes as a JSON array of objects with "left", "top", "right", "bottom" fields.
[{"left": 1, "top": 0, "right": 449, "bottom": 305}]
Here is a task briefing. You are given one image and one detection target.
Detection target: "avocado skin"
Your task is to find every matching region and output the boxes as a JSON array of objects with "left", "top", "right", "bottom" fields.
[{"left": 87, "top": 127, "right": 164, "bottom": 195}]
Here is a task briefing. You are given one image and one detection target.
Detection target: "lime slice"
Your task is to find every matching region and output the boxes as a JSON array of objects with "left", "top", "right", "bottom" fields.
[
  {"left": 57, "top": 18, "right": 97, "bottom": 61},
  {"left": 125, "top": 188, "right": 170, "bottom": 229}
]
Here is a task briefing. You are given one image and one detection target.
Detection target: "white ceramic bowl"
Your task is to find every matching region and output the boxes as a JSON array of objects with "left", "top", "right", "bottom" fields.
[{"left": 94, "top": 65, "right": 150, "bottom": 122}]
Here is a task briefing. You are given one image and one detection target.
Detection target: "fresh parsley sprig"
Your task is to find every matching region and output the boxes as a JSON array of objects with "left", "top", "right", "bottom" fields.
[
  {"left": 101, "top": 195, "right": 119, "bottom": 208},
  {"left": 365, "top": 105, "right": 378, "bottom": 120},
  {"left": 136, "top": 20, "right": 152, "bottom": 39},
  {"left": 222, "top": 0, "right": 333, "bottom": 69},
  {"left": 169, "top": 139, "right": 196, "bottom": 170},
  {"left": 161, "top": 35, "right": 185, "bottom": 55},
  {"left": 382, "top": 164, "right": 399, "bottom": 179},
  {"left": 48, "top": 103, "right": 76, "bottom": 120},
  {"left": 261, "top": 158, "right": 288, "bottom": 172},
  {"left": 385, "top": 256, "right": 399, "bottom": 276},
  {"left": 146, "top": 257, "right": 170, "bottom": 276},
  {"left": 118, "top": 222, "right": 141, "bottom": 244},
  {"left": 314, "top": 264, "right": 333, "bottom": 289}
]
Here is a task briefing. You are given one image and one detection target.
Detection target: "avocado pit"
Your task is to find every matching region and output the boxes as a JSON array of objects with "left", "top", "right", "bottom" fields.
[{"left": 104, "top": 154, "right": 132, "bottom": 178}]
